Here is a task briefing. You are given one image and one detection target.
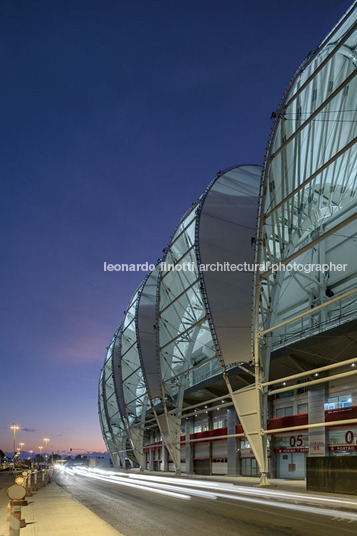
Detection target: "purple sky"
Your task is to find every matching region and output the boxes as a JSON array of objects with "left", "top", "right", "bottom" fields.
[{"left": 0, "top": 0, "right": 352, "bottom": 454}]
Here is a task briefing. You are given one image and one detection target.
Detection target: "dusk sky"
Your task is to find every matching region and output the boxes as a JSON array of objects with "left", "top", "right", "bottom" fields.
[{"left": 0, "top": 0, "right": 352, "bottom": 455}]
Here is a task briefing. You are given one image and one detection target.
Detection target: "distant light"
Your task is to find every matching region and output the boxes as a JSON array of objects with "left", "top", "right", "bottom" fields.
[
  {"left": 205, "top": 411, "right": 208, "bottom": 414},
  {"left": 204, "top": 406, "right": 208, "bottom": 409},
  {"left": 348, "top": 399, "right": 352, "bottom": 403},
  {"left": 314, "top": 373, "right": 319, "bottom": 377},
  {"left": 282, "top": 382, "right": 286, "bottom": 386},
  {"left": 352, "top": 363, "right": 356, "bottom": 368},
  {"left": 217, "top": 407, "right": 220, "bottom": 410}
]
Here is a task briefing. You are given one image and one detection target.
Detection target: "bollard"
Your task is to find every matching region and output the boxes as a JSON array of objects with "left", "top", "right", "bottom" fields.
[
  {"left": 9, "top": 499, "right": 26, "bottom": 535},
  {"left": 9, "top": 504, "right": 20, "bottom": 536},
  {"left": 32, "top": 469, "right": 38, "bottom": 491},
  {"left": 6, "top": 484, "right": 26, "bottom": 536},
  {"left": 47, "top": 466, "right": 53, "bottom": 484},
  {"left": 14, "top": 476, "right": 24, "bottom": 487},
  {"left": 40, "top": 468, "right": 46, "bottom": 487},
  {"left": 6, "top": 501, "right": 10, "bottom": 525},
  {"left": 25, "top": 471, "right": 33, "bottom": 497}
]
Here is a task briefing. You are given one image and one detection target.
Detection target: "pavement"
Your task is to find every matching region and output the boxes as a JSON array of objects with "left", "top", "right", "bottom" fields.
[{"left": 0, "top": 472, "right": 123, "bottom": 536}]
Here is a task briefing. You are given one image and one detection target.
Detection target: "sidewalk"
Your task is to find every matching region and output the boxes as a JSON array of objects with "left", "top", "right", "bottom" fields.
[{"left": 1, "top": 479, "right": 123, "bottom": 536}]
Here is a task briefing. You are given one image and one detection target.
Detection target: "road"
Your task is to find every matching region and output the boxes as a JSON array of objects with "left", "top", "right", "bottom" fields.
[{"left": 54, "top": 467, "right": 357, "bottom": 536}]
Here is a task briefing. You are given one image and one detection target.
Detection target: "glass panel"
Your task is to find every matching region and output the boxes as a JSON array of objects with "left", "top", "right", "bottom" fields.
[
  {"left": 158, "top": 203, "right": 223, "bottom": 423},
  {"left": 339, "top": 394, "right": 352, "bottom": 408},
  {"left": 115, "top": 284, "right": 152, "bottom": 440},
  {"left": 325, "top": 397, "right": 338, "bottom": 410},
  {"left": 297, "top": 403, "right": 308, "bottom": 414},
  {"left": 285, "top": 406, "right": 293, "bottom": 417},
  {"left": 256, "top": 13, "right": 357, "bottom": 356}
]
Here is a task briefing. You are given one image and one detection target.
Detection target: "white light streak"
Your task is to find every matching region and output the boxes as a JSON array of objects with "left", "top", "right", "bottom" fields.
[
  {"left": 62, "top": 466, "right": 357, "bottom": 520},
  {"left": 67, "top": 467, "right": 191, "bottom": 501}
]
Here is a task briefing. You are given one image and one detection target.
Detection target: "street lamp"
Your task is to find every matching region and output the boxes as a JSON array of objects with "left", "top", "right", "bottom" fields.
[
  {"left": 69, "top": 448, "right": 90, "bottom": 460},
  {"left": 19, "top": 442, "right": 24, "bottom": 460},
  {"left": 69, "top": 448, "right": 90, "bottom": 455},
  {"left": 10, "top": 425, "right": 20, "bottom": 457},
  {"left": 38, "top": 446, "right": 43, "bottom": 461},
  {"left": 43, "top": 438, "right": 50, "bottom": 459}
]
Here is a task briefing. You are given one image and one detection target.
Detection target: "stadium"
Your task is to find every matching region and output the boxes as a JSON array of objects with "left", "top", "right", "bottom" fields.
[{"left": 99, "top": 2, "right": 357, "bottom": 483}]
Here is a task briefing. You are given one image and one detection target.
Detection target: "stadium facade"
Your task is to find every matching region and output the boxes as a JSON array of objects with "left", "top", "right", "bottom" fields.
[{"left": 99, "top": 2, "right": 357, "bottom": 481}]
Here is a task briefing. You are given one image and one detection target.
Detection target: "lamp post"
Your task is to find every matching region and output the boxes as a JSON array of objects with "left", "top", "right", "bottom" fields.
[
  {"left": 10, "top": 424, "right": 19, "bottom": 458},
  {"left": 43, "top": 438, "right": 50, "bottom": 460},
  {"left": 19, "top": 442, "right": 24, "bottom": 460},
  {"left": 38, "top": 446, "right": 43, "bottom": 463},
  {"left": 70, "top": 448, "right": 90, "bottom": 454},
  {"left": 70, "top": 448, "right": 90, "bottom": 457}
]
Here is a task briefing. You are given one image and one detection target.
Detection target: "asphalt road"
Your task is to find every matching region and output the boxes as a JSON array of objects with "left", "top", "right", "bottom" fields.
[{"left": 54, "top": 468, "right": 357, "bottom": 536}]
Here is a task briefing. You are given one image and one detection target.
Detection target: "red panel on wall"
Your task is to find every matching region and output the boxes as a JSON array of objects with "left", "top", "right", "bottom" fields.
[
  {"left": 267, "top": 413, "right": 308, "bottom": 430},
  {"left": 325, "top": 406, "right": 357, "bottom": 422}
]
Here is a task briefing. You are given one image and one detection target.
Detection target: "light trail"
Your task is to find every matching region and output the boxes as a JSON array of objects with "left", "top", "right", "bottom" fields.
[
  {"left": 126, "top": 472, "right": 236, "bottom": 490},
  {"left": 62, "top": 467, "right": 191, "bottom": 501},
  {"left": 91, "top": 468, "right": 357, "bottom": 510},
  {"left": 57, "top": 466, "right": 357, "bottom": 521},
  {"left": 91, "top": 470, "right": 217, "bottom": 500},
  {"left": 212, "top": 491, "right": 357, "bottom": 522}
]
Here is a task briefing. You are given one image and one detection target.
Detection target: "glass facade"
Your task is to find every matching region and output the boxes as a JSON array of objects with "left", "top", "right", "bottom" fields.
[
  {"left": 98, "top": 329, "right": 127, "bottom": 468},
  {"left": 98, "top": 284, "right": 153, "bottom": 468},
  {"left": 99, "top": 165, "right": 261, "bottom": 470},
  {"left": 120, "top": 289, "right": 150, "bottom": 427},
  {"left": 159, "top": 204, "right": 217, "bottom": 407},
  {"left": 254, "top": 5, "right": 357, "bottom": 370}
]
